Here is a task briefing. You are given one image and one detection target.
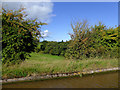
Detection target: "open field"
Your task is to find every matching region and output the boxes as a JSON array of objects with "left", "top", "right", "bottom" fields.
[{"left": 2, "top": 52, "right": 118, "bottom": 79}]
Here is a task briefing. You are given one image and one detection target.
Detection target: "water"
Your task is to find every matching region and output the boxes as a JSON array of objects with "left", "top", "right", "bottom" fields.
[{"left": 3, "top": 71, "right": 118, "bottom": 88}]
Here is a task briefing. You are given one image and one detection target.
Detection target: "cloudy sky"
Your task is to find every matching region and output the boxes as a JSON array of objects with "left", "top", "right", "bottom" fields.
[
  {"left": 2, "top": 2, "right": 118, "bottom": 42},
  {"left": 2, "top": 2, "right": 55, "bottom": 23}
]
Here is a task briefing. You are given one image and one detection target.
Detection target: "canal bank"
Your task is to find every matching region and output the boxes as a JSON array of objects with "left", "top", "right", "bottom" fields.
[{"left": 2, "top": 67, "right": 119, "bottom": 84}]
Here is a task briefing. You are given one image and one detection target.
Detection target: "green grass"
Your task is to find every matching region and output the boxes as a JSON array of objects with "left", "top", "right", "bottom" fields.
[{"left": 2, "top": 52, "right": 118, "bottom": 79}]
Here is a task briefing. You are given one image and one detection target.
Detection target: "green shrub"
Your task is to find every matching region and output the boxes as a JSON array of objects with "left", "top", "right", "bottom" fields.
[
  {"left": 2, "top": 8, "right": 46, "bottom": 65},
  {"left": 65, "top": 20, "right": 118, "bottom": 60}
]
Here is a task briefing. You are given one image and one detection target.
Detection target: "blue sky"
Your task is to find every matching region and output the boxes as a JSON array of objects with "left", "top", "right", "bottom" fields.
[
  {"left": 41, "top": 2, "right": 118, "bottom": 42},
  {"left": 3, "top": 2, "right": 118, "bottom": 42}
]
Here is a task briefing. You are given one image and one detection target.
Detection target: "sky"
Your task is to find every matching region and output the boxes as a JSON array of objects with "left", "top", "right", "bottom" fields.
[{"left": 2, "top": 2, "right": 118, "bottom": 42}]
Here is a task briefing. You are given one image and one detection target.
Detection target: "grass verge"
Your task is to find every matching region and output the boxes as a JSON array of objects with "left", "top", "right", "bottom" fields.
[{"left": 2, "top": 52, "right": 118, "bottom": 79}]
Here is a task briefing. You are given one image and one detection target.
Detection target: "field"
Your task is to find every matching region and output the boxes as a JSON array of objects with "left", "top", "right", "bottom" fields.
[{"left": 2, "top": 52, "right": 118, "bottom": 79}]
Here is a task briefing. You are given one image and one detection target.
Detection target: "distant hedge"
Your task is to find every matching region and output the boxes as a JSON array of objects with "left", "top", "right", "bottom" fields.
[{"left": 35, "top": 40, "right": 69, "bottom": 56}]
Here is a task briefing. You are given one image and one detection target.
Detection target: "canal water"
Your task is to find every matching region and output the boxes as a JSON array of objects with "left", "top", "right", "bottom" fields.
[{"left": 3, "top": 71, "right": 119, "bottom": 88}]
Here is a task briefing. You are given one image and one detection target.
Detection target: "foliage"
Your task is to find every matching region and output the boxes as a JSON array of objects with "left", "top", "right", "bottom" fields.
[
  {"left": 2, "top": 8, "right": 46, "bottom": 65},
  {"left": 0, "top": 11, "right": 2, "bottom": 62},
  {"left": 35, "top": 40, "right": 69, "bottom": 56},
  {"left": 65, "top": 20, "right": 119, "bottom": 60},
  {"left": 65, "top": 20, "right": 91, "bottom": 59}
]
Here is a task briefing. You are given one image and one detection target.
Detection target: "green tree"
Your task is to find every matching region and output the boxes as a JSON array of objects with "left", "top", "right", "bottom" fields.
[
  {"left": 2, "top": 8, "right": 47, "bottom": 65},
  {"left": 65, "top": 20, "right": 90, "bottom": 59},
  {"left": 65, "top": 20, "right": 118, "bottom": 60}
]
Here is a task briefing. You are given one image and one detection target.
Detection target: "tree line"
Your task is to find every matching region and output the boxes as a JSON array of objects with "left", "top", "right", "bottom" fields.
[
  {"left": 65, "top": 21, "right": 119, "bottom": 59},
  {"left": 35, "top": 21, "right": 119, "bottom": 60},
  {"left": 34, "top": 40, "right": 69, "bottom": 56}
]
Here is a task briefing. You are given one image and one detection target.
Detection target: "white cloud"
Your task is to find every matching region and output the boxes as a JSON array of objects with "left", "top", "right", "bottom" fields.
[
  {"left": 44, "top": 30, "right": 48, "bottom": 33},
  {"left": 2, "top": 0, "right": 119, "bottom": 2},
  {"left": 56, "top": 40, "right": 68, "bottom": 42},
  {"left": 2, "top": 1, "right": 55, "bottom": 23},
  {"left": 41, "top": 30, "right": 49, "bottom": 37}
]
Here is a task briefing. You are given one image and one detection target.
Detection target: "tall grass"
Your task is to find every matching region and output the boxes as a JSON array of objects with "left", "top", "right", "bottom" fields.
[{"left": 2, "top": 52, "right": 118, "bottom": 79}]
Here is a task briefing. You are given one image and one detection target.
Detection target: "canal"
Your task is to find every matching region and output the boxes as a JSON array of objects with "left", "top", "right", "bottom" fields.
[{"left": 3, "top": 71, "right": 119, "bottom": 88}]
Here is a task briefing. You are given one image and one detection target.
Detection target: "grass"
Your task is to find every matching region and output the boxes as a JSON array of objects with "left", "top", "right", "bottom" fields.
[{"left": 2, "top": 52, "right": 118, "bottom": 79}]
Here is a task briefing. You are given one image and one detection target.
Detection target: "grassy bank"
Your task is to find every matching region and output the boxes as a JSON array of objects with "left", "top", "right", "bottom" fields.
[{"left": 2, "top": 52, "right": 118, "bottom": 79}]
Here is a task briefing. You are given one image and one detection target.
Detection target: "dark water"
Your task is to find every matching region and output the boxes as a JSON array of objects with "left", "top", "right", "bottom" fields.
[{"left": 3, "top": 71, "right": 119, "bottom": 88}]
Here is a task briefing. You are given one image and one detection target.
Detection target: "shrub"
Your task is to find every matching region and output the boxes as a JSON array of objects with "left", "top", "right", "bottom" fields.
[
  {"left": 2, "top": 8, "right": 46, "bottom": 65},
  {"left": 65, "top": 20, "right": 118, "bottom": 60}
]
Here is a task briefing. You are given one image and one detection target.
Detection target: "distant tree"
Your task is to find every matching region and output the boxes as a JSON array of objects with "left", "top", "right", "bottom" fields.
[{"left": 38, "top": 41, "right": 69, "bottom": 56}]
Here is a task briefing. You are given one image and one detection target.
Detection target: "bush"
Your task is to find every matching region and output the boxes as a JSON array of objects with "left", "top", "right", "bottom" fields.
[
  {"left": 65, "top": 20, "right": 118, "bottom": 60},
  {"left": 2, "top": 8, "right": 46, "bottom": 65}
]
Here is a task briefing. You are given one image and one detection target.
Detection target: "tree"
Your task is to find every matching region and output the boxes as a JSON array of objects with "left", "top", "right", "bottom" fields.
[
  {"left": 2, "top": 8, "right": 47, "bottom": 65},
  {"left": 65, "top": 20, "right": 118, "bottom": 60},
  {"left": 65, "top": 20, "right": 90, "bottom": 59}
]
